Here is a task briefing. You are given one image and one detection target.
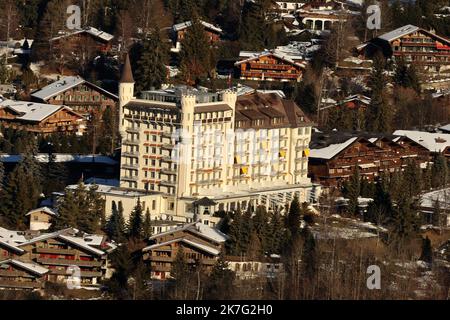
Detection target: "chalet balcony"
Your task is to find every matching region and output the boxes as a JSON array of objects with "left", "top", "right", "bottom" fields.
[
  {"left": 35, "top": 247, "right": 78, "bottom": 255},
  {"left": 49, "top": 269, "right": 103, "bottom": 278},
  {"left": 146, "top": 256, "right": 173, "bottom": 263},
  {"left": 36, "top": 258, "right": 103, "bottom": 267},
  {"left": 241, "top": 71, "right": 300, "bottom": 80},
  {"left": 0, "top": 280, "right": 42, "bottom": 289},
  {"left": 248, "top": 63, "right": 292, "bottom": 71},
  {"left": 0, "top": 270, "right": 35, "bottom": 278}
]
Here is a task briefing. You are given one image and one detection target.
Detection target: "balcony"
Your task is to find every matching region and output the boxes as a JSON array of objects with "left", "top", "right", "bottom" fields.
[
  {"left": 122, "top": 163, "right": 139, "bottom": 170},
  {"left": 241, "top": 71, "right": 300, "bottom": 80},
  {"left": 162, "top": 144, "right": 175, "bottom": 150},
  {"left": 160, "top": 180, "right": 177, "bottom": 187},
  {"left": 122, "top": 139, "right": 140, "bottom": 146},
  {"left": 249, "top": 62, "right": 292, "bottom": 71},
  {"left": 49, "top": 269, "right": 103, "bottom": 278},
  {"left": 161, "top": 168, "right": 177, "bottom": 175},
  {"left": 122, "top": 151, "right": 140, "bottom": 158},
  {"left": 0, "top": 280, "right": 42, "bottom": 289},
  {"left": 36, "top": 258, "right": 103, "bottom": 267},
  {"left": 146, "top": 256, "right": 173, "bottom": 263},
  {"left": 35, "top": 247, "right": 78, "bottom": 255},
  {"left": 121, "top": 176, "right": 138, "bottom": 182},
  {"left": 126, "top": 127, "right": 140, "bottom": 133}
]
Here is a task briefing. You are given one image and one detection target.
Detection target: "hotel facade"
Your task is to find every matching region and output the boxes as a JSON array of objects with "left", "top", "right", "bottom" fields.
[{"left": 118, "top": 55, "right": 315, "bottom": 219}]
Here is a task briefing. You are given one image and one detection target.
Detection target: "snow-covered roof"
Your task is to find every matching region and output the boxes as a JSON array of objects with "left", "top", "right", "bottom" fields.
[
  {"left": 0, "top": 259, "right": 49, "bottom": 276},
  {"left": 0, "top": 227, "right": 28, "bottom": 246},
  {"left": 235, "top": 50, "right": 307, "bottom": 68},
  {"left": 0, "top": 99, "right": 80, "bottom": 122},
  {"left": 148, "top": 222, "right": 228, "bottom": 244},
  {"left": 393, "top": 130, "right": 450, "bottom": 153},
  {"left": 0, "top": 154, "right": 117, "bottom": 165},
  {"left": 31, "top": 76, "right": 118, "bottom": 101},
  {"left": 378, "top": 25, "right": 420, "bottom": 42},
  {"left": 439, "top": 124, "right": 450, "bottom": 133},
  {"left": 58, "top": 235, "right": 106, "bottom": 256},
  {"left": 143, "top": 238, "right": 220, "bottom": 256},
  {"left": 173, "top": 20, "right": 223, "bottom": 34},
  {"left": 420, "top": 188, "right": 450, "bottom": 210},
  {"left": 66, "top": 183, "right": 150, "bottom": 197},
  {"left": 309, "top": 137, "right": 358, "bottom": 160},
  {"left": 25, "top": 207, "right": 57, "bottom": 217},
  {"left": 50, "top": 27, "right": 114, "bottom": 42}
]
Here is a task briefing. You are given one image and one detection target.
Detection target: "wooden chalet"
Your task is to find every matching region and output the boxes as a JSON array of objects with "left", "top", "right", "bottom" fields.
[
  {"left": 0, "top": 227, "right": 117, "bottom": 289},
  {"left": 235, "top": 51, "right": 306, "bottom": 82},
  {"left": 0, "top": 259, "right": 49, "bottom": 290},
  {"left": 31, "top": 76, "right": 118, "bottom": 117},
  {"left": 142, "top": 223, "right": 228, "bottom": 280},
  {"left": 0, "top": 100, "right": 85, "bottom": 136},
  {"left": 357, "top": 25, "right": 450, "bottom": 74},
  {"left": 308, "top": 134, "right": 431, "bottom": 187},
  {"left": 172, "top": 20, "right": 222, "bottom": 52},
  {"left": 50, "top": 27, "right": 114, "bottom": 54}
]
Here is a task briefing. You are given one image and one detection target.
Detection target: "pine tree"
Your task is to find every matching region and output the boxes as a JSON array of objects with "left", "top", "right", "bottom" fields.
[
  {"left": 171, "top": 246, "right": 190, "bottom": 299},
  {"left": 180, "top": 17, "right": 216, "bottom": 85},
  {"left": 390, "top": 192, "right": 419, "bottom": 253},
  {"left": 106, "top": 245, "right": 133, "bottom": 299},
  {"left": 226, "top": 210, "right": 242, "bottom": 255},
  {"left": 252, "top": 206, "right": 270, "bottom": 253},
  {"left": 42, "top": 150, "right": 67, "bottom": 196},
  {"left": 143, "top": 208, "right": 152, "bottom": 239},
  {"left": 55, "top": 189, "right": 79, "bottom": 230},
  {"left": 239, "top": 208, "right": 253, "bottom": 255},
  {"left": 301, "top": 227, "right": 317, "bottom": 280},
  {"left": 267, "top": 210, "right": 285, "bottom": 254},
  {"left": 206, "top": 254, "right": 235, "bottom": 299},
  {"left": 0, "top": 161, "right": 4, "bottom": 190},
  {"left": 0, "top": 145, "right": 42, "bottom": 229},
  {"left": 106, "top": 201, "right": 126, "bottom": 242},
  {"left": 432, "top": 198, "right": 442, "bottom": 228},
  {"left": 128, "top": 200, "right": 144, "bottom": 240},
  {"left": 431, "top": 153, "right": 448, "bottom": 189},
  {"left": 286, "top": 196, "right": 302, "bottom": 237},
  {"left": 420, "top": 236, "right": 433, "bottom": 264},
  {"left": 134, "top": 29, "right": 169, "bottom": 92},
  {"left": 394, "top": 57, "right": 421, "bottom": 93},
  {"left": 402, "top": 160, "right": 422, "bottom": 198},
  {"left": 239, "top": 0, "right": 266, "bottom": 51},
  {"left": 366, "top": 53, "right": 392, "bottom": 133},
  {"left": 347, "top": 166, "right": 361, "bottom": 216}
]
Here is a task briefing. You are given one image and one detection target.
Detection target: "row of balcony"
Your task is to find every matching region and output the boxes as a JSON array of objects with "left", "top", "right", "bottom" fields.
[{"left": 36, "top": 258, "right": 103, "bottom": 267}]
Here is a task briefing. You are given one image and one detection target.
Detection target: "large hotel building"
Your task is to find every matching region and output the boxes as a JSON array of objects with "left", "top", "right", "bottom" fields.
[{"left": 118, "top": 55, "right": 315, "bottom": 219}]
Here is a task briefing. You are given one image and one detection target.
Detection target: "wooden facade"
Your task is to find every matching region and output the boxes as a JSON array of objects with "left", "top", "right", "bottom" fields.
[
  {"left": 142, "top": 225, "right": 225, "bottom": 280},
  {"left": 309, "top": 136, "right": 431, "bottom": 187},
  {"left": 0, "top": 106, "right": 84, "bottom": 136},
  {"left": 33, "top": 82, "right": 118, "bottom": 117},
  {"left": 50, "top": 32, "right": 113, "bottom": 54},
  {"left": 0, "top": 230, "right": 115, "bottom": 290},
  {"left": 359, "top": 27, "right": 450, "bottom": 74},
  {"left": 236, "top": 53, "right": 304, "bottom": 82},
  {"left": 175, "top": 27, "right": 221, "bottom": 46},
  {"left": 0, "top": 260, "right": 47, "bottom": 290}
]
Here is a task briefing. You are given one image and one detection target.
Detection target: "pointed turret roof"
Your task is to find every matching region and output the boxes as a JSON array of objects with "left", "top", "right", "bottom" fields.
[{"left": 120, "top": 53, "right": 134, "bottom": 83}]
